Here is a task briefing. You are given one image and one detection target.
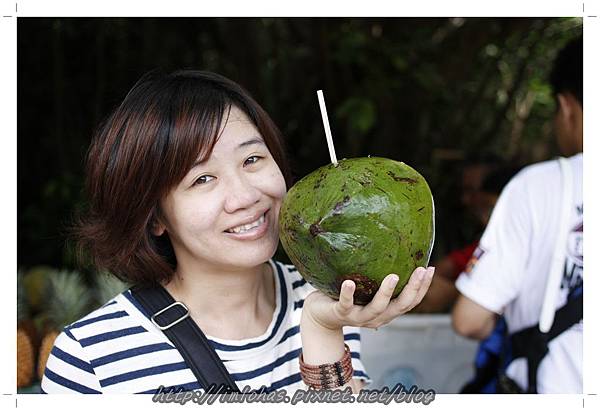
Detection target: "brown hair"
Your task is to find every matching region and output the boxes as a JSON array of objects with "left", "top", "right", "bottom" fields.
[{"left": 73, "top": 70, "right": 293, "bottom": 286}]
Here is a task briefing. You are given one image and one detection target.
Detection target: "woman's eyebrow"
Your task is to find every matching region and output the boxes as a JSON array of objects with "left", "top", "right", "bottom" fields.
[{"left": 237, "top": 137, "right": 265, "bottom": 150}]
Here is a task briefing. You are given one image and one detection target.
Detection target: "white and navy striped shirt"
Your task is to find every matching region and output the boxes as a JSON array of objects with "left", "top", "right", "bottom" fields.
[{"left": 41, "top": 260, "right": 371, "bottom": 394}]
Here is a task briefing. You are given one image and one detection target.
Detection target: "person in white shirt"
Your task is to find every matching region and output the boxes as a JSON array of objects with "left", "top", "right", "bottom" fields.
[{"left": 452, "top": 36, "right": 583, "bottom": 394}]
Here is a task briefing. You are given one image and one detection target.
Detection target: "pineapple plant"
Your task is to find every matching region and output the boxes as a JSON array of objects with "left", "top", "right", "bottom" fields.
[
  {"left": 37, "top": 269, "right": 93, "bottom": 380},
  {"left": 21, "top": 265, "right": 56, "bottom": 353},
  {"left": 17, "top": 270, "right": 35, "bottom": 388},
  {"left": 95, "top": 271, "right": 128, "bottom": 306},
  {"left": 23, "top": 265, "right": 54, "bottom": 313}
]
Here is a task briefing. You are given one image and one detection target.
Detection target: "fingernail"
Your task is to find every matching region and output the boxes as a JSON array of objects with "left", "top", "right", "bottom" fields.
[
  {"left": 418, "top": 268, "right": 426, "bottom": 281},
  {"left": 389, "top": 274, "right": 399, "bottom": 287},
  {"left": 428, "top": 267, "right": 435, "bottom": 278}
]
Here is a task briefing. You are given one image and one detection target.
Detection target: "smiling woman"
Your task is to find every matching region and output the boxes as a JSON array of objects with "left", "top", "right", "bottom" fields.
[
  {"left": 151, "top": 106, "right": 288, "bottom": 282},
  {"left": 73, "top": 71, "right": 292, "bottom": 287},
  {"left": 40, "top": 70, "right": 431, "bottom": 395}
]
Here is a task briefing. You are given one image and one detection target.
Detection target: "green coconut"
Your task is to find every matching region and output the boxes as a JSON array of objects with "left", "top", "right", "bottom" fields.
[{"left": 279, "top": 157, "right": 435, "bottom": 305}]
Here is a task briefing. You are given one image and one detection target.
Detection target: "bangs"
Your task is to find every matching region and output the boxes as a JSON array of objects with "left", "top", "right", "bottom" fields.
[{"left": 156, "top": 81, "right": 233, "bottom": 194}]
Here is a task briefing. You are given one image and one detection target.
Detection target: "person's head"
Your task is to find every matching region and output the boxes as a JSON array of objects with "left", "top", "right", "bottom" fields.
[
  {"left": 460, "top": 163, "right": 489, "bottom": 211},
  {"left": 550, "top": 35, "right": 583, "bottom": 156},
  {"left": 459, "top": 155, "right": 501, "bottom": 224},
  {"left": 75, "top": 70, "right": 293, "bottom": 286}
]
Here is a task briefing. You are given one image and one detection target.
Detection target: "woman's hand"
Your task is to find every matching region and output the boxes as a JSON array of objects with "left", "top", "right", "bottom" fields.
[{"left": 303, "top": 266, "right": 435, "bottom": 331}]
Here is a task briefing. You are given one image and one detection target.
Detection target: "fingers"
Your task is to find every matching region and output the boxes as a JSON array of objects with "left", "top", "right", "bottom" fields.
[
  {"left": 362, "top": 274, "right": 399, "bottom": 318},
  {"left": 390, "top": 267, "right": 427, "bottom": 313},
  {"left": 409, "top": 267, "right": 435, "bottom": 310},
  {"left": 332, "top": 267, "right": 436, "bottom": 328},
  {"left": 334, "top": 280, "right": 355, "bottom": 317}
]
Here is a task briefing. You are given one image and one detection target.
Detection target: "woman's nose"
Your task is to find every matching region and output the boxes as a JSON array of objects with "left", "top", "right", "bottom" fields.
[{"left": 223, "top": 173, "right": 261, "bottom": 213}]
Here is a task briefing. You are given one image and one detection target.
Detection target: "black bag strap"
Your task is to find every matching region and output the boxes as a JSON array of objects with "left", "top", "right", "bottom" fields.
[
  {"left": 459, "top": 349, "right": 503, "bottom": 393},
  {"left": 130, "top": 284, "right": 240, "bottom": 393},
  {"left": 509, "top": 291, "right": 582, "bottom": 393}
]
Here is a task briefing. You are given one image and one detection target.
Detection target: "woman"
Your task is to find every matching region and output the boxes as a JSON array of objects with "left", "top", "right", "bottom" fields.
[{"left": 41, "top": 70, "right": 434, "bottom": 394}]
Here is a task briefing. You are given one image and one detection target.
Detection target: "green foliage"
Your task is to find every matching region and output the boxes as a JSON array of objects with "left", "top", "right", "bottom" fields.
[
  {"left": 18, "top": 17, "right": 582, "bottom": 267},
  {"left": 94, "top": 272, "right": 129, "bottom": 305},
  {"left": 42, "top": 269, "right": 94, "bottom": 329},
  {"left": 337, "top": 97, "right": 377, "bottom": 134}
]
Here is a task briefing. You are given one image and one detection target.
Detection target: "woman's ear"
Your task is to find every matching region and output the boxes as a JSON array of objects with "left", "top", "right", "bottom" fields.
[
  {"left": 150, "top": 207, "right": 167, "bottom": 236},
  {"left": 151, "top": 220, "right": 166, "bottom": 236}
]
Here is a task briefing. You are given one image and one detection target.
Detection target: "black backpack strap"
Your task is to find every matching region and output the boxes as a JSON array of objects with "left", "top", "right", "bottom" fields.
[
  {"left": 460, "top": 352, "right": 502, "bottom": 393},
  {"left": 509, "top": 292, "right": 582, "bottom": 393},
  {"left": 130, "top": 285, "right": 240, "bottom": 393},
  {"left": 460, "top": 318, "right": 508, "bottom": 394}
]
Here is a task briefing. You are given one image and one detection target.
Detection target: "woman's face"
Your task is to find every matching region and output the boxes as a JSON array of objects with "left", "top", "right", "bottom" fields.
[{"left": 154, "top": 106, "right": 287, "bottom": 273}]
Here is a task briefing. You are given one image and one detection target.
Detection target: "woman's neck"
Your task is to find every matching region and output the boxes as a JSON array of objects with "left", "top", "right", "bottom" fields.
[{"left": 162, "top": 261, "right": 276, "bottom": 340}]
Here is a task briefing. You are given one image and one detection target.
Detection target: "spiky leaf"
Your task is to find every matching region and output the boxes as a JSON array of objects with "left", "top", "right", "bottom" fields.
[
  {"left": 43, "top": 270, "right": 93, "bottom": 329},
  {"left": 95, "top": 272, "right": 128, "bottom": 305}
]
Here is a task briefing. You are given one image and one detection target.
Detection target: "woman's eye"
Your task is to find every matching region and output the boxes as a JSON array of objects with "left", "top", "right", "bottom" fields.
[
  {"left": 244, "top": 155, "right": 263, "bottom": 166},
  {"left": 193, "top": 175, "right": 215, "bottom": 186}
]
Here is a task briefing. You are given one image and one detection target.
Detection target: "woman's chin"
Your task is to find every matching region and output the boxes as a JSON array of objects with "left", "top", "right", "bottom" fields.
[{"left": 219, "top": 240, "right": 278, "bottom": 269}]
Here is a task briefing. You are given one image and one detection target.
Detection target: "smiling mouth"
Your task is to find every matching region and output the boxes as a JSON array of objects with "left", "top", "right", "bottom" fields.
[{"left": 225, "top": 211, "right": 268, "bottom": 234}]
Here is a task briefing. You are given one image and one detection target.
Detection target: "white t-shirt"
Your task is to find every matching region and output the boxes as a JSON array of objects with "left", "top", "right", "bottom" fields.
[
  {"left": 456, "top": 153, "right": 583, "bottom": 393},
  {"left": 41, "top": 260, "right": 371, "bottom": 394}
]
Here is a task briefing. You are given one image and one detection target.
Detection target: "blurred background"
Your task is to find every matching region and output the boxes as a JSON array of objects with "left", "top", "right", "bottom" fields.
[{"left": 17, "top": 17, "right": 582, "bottom": 393}]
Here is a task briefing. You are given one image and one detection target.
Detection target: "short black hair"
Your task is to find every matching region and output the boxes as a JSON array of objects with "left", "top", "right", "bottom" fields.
[{"left": 550, "top": 35, "right": 582, "bottom": 106}]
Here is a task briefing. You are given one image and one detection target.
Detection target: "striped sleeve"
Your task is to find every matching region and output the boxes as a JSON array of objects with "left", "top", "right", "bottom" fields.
[
  {"left": 343, "top": 326, "right": 372, "bottom": 387},
  {"left": 283, "top": 263, "right": 372, "bottom": 387},
  {"left": 41, "top": 328, "right": 102, "bottom": 393}
]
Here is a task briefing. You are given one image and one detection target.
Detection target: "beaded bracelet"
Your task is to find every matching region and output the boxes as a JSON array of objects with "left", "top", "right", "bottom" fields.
[{"left": 299, "top": 343, "right": 354, "bottom": 389}]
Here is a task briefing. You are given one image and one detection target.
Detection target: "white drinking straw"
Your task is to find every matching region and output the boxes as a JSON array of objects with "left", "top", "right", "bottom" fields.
[{"left": 317, "top": 90, "right": 338, "bottom": 166}]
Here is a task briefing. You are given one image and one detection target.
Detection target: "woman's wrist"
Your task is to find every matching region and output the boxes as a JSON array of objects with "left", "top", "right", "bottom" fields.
[
  {"left": 300, "top": 309, "right": 354, "bottom": 390},
  {"left": 300, "top": 307, "right": 346, "bottom": 365}
]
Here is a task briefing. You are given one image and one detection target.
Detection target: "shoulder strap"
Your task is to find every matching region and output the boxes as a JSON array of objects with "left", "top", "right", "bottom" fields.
[
  {"left": 539, "top": 157, "right": 573, "bottom": 332},
  {"left": 509, "top": 291, "right": 582, "bottom": 393},
  {"left": 130, "top": 285, "right": 240, "bottom": 393}
]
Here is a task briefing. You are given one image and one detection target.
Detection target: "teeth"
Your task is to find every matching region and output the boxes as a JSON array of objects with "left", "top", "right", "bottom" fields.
[{"left": 227, "top": 214, "right": 265, "bottom": 234}]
